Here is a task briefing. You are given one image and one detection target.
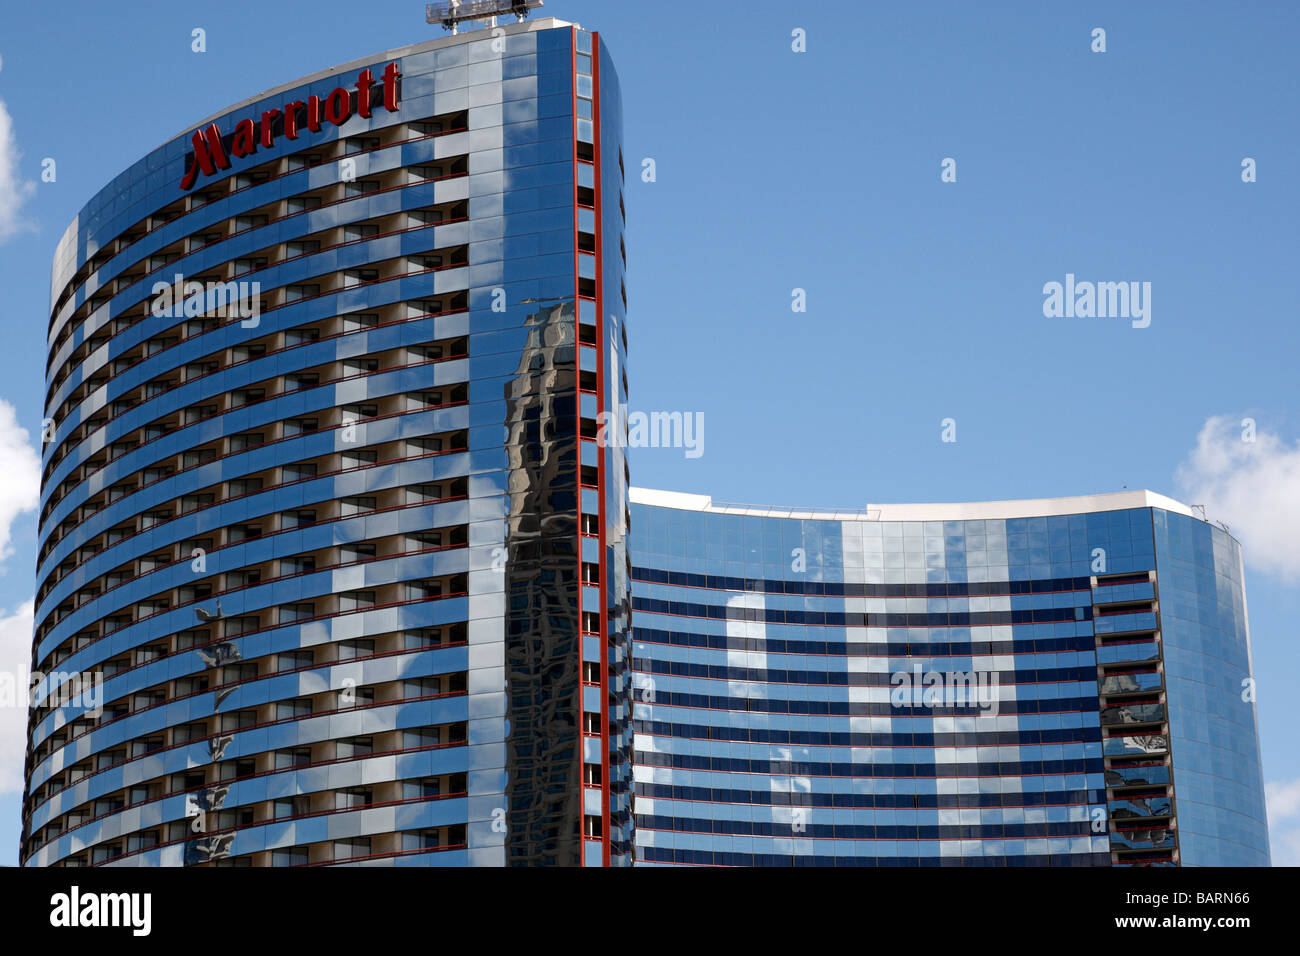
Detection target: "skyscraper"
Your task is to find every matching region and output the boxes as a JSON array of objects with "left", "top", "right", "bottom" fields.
[
  {"left": 629, "top": 489, "right": 1269, "bottom": 866},
  {"left": 26, "top": 15, "right": 632, "bottom": 867}
]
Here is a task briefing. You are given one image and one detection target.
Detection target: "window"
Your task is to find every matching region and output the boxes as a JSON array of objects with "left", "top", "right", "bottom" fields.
[
  {"left": 406, "top": 436, "right": 442, "bottom": 456},
  {"left": 281, "top": 510, "right": 316, "bottom": 529},
  {"left": 283, "top": 417, "right": 318, "bottom": 436},
  {"left": 336, "top": 736, "right": 373, "bottom": 758},
  {"left": 338, "top": 592, "right": 375, "bottom": 613},
  {"left": 175, "top": 722, "right": 208, "bottom": 743},
  {"left": 333, "top": 837, "right": 371, "bottom": 860},
  {"left": 275, "top": 748, "right": 311, "bottom": 769},
  {"left": 228, "top": 477, "right": 263, "bottom": 496},
  {"left": 219, "top": 710, "right": 257, "bottom": 731},
  {"left": 345, "top": 223, "right": 380, "bottom": 242},
  {"left": 343, "top": 268, "right": 378, "bottom": 289},
  {"left": 279, "top": 603, "right": 315, "bottom": 623},
  {"left": 342, "top": 449, "right": 378, "bottom": 467},
  {"left": 272, "top": 847, "right": 309, "bottom": 866},
  {"left": 402, "top": 727, "right": 440, "bottom": 748},
  {"left": 224, "top": 662, "right": 258, "bottom": 683},
  {"left": 402, "top": 830, "right": 440, "bottom": 851},
  {"left": 228, "top": 432, "right": 264, "bottom": 451},
  {"left": 282, "top": 462, "right": 318, "bottom": 481},
  {"left": 342, "top": 312, "right": 378, "bottom": 331},
  {"left": 340, "top": 399, "right": 377, "bottom": 416},
  {"left": 406, "top": 530, "right": 443, "bottom": 550},
  {"left": 276, "top": 698, "right": 312, "bottom": 720},
  {"left": 278, "top": 649, "right": 314, "bottom": 671},
  {"left": 335, "top": 788, "right": 373, "bottom": 810},
  {"left": 406, "top": 580, "right": 444, "bottom": 600},
  {"left": 273, "top": 796, "right": 310, "bottom": 819},
  {"left": 404, "top": 676, "right": 441, "bottom": 698},
  {"left": 284, "top": 327, "right": 320, "bottom": 345},
  {"left": 403, "top": 777, "right": 441, "bottom": 799},
  {"left": 405, "top": 486, "right": 443, "bottom": 506},
  {"left": 284, "top": 284, "right": 319, "bottom": 302}
]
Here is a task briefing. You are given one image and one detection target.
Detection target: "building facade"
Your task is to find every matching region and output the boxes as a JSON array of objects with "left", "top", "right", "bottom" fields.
[
  {"left": 629, "top": 489, "right": 1270, "bottom": 867},
  {"left": 25, "top": 18, "right": 631, "bottom": 867},
  {"left": 22, "top": 18, "right": 1270, "bottom": 869}
]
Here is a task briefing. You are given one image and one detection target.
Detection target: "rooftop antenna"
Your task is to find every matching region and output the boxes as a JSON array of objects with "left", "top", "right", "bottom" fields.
[{"left": 427, "top": 0, "right": 544, "bottom": 34}]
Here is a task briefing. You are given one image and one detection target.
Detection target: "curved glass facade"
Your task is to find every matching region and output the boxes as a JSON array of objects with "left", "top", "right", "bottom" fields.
[
  {"left": 24, "top": 19, "right": 631, "bottom": 867},
  {"left": 1153, "top": 511, "right": 1269, "bottom": 866},
  {"left": 628, "top": 490, "right": 1270, "bottom": 867}
]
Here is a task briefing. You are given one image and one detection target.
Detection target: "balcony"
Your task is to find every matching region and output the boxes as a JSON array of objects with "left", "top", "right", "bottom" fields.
[
  {"left": 1094, "top": 610, "right": 1159, "bottom": 636},
  {"left": 1111, "top": 826, "right": 1176, "bottom": 850},
  {"left": 1097, "top": 640, "right": 1160, "bottom": 665},
  {"left": 1104, "top": 764, "right": 1171, "bottom": 788},
  {"left": 1103, "top": 734, "right": 1168, "bottom": 757},
  {"left": 1100, "top": 701, "right": 1166, "bottom": 726},
  {"left": 1108, "top": 795, "right": 1173, "bottom": 820},
  {"left": 1099, "top": 671, "right": 1163, "bottom": 695}
]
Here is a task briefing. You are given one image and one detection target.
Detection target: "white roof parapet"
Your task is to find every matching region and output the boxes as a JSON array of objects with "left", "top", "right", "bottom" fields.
[
  {"left": 629, "top": 487, "right": 1201, "bottom": 523},
  {"left": 629, "top": 488, "right": 712, "bottom": 511}
]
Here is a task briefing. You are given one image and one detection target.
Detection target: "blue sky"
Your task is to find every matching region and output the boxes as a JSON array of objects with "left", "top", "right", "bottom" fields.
[{"left": 0, "top": 0, "right": 1297, "bottom": 865}]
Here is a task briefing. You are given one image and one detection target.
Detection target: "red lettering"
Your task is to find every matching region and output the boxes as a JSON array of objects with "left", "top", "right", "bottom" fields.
[
  {"left": 259, "top": 109, "right": 281, "bottom": 148},
  {"left": 382, "top": 62, "right": 401, "bottom": 112},
  {"left": 283, "top": 101, "right": 305, "bottom": 139},
  {"left": 323, "top": 87, "right": 351, "bottom": 126},
  {"left": 179, "top": 124, "right": 230, "bottom": 191},
  {"left": 178, "top": 65, "right": 401, "bottom": 190},
  {"left": 356, "top": 69, "right": 374, "bottom": 118},
  {"left": 230, "top": 118, "right": 257, "bottom": 158}
]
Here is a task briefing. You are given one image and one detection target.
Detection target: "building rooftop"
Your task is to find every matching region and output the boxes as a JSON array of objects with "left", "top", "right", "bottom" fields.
[
  {"left": 179, "top": 17, "right": 576, "bottom": 142},
  {"left": 628, "top": 487, "right": 1202, "bottom": 523}
]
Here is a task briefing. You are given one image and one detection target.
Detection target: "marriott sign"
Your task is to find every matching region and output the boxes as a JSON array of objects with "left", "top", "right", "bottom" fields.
[{"left": 179, "top": 61, "right": 402, "bottom": 191}]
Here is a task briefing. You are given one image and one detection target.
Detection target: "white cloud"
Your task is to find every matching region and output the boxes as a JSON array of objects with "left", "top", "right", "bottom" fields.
[
  {"left": 1266, "top": 777, "right": 1300, "bottom": 866},
  {"left": 0, "top": 599, "right": 34, "bottom": 794},
  {"left": 1175, "top": 415, "right": 1300, "bottom": 581},
  {"left": 0, "top": 97, "right": 36, "bottom": 242},
  {"left": 0, "top": 397, "right": 39, "bottom": 794},
  {"left": 0, "top": 399, "right": 39, "bottom": 562}
]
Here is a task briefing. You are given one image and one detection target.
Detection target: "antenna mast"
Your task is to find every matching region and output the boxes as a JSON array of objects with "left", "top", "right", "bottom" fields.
[{"left": 427, "top": 1, "right": 544, "bottom": 34}]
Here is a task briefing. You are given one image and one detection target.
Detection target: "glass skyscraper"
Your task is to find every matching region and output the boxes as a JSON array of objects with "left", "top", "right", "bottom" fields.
[
  {"left": 22, "top": 16, "right": 1269, "bottom": 868},
  {"left": 26, "top": 17, "right": 631, "bottom": 867},
  {"left": 629, "top": 489, "right": 1269, "bottom": 867}
]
